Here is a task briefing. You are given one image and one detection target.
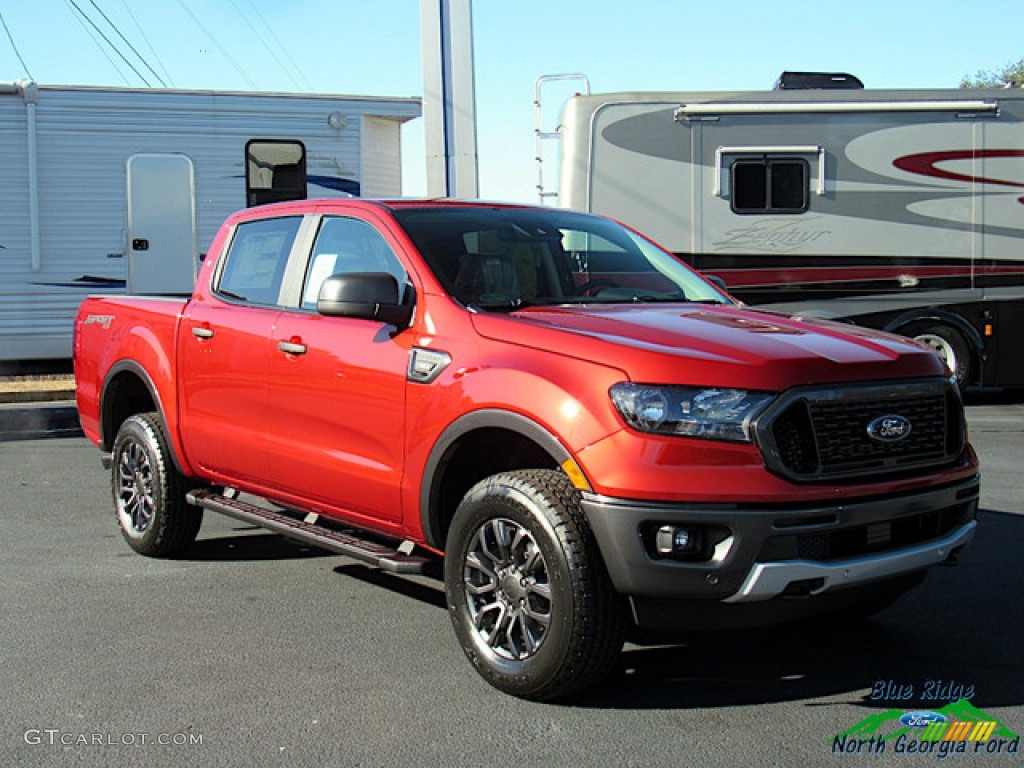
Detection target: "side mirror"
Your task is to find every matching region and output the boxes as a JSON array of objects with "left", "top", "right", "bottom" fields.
[
  {"left": 317, "top": 272, "right": 413, "bottom": 328},
  {"left": 704, "top": 274, "right": 728, "bottom": 292}
]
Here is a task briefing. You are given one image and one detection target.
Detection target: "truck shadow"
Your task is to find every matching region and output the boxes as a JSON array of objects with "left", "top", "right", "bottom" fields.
[
  {"left": 332, "top": 562, "right": 448, "bottom": 609},
  {"left": 182, "top": 508, "right": 1021, "bottom": 711},
  {"left": 569, "top": 508, "right": 1022, "bottom": 710},
  {"left": 186, "top": 530, "right": 334, "bottom": 562}
]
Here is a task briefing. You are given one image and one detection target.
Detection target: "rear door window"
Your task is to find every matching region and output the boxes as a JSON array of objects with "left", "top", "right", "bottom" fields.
[{"left": 217, "top": 217, "right": 303, "bottom": 305}]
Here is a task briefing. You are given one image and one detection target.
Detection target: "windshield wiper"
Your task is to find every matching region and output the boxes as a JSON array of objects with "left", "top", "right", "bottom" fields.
[
  {"left": 630, "top": 294, "right": 728, "bottom": 304},
  {"left": 468, "top": 298, "right": 533, "bottom": 312},
  {"left": 630, "top": 294, "right": 681, "bottom": 303}
]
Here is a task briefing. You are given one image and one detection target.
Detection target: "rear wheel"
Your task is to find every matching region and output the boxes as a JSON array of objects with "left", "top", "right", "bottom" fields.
[
  {"left": 444, "top": 469, "right": 625, "bottom": 700},
  {"left": 111, "top": 412, "right": 202, "bottom": 557},
  {"left": 904, "top": 322, "right": 972, "bottom": 388}
]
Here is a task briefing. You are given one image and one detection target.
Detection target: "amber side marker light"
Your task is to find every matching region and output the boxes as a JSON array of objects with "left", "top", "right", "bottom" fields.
[{"left": 560, "top": 457, "right": 592, "bottom": 492}]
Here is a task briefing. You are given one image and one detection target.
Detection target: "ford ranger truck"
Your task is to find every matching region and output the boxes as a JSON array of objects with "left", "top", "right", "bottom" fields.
[{"left": 74, "top": 199, "right": 979, "bottom": 700}]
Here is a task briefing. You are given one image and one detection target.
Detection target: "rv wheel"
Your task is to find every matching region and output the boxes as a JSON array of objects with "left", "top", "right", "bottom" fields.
[{"left": 906, "top": 323, "right": 972, "bottom": 388}]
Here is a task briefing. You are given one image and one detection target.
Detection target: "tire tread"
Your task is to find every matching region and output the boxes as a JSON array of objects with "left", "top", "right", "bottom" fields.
[
  {"left": 112, "top": 412, "right": 202, "bottom": 558},
  {"left": 446, "top": 468, "right": 625, "bottom": 700}
]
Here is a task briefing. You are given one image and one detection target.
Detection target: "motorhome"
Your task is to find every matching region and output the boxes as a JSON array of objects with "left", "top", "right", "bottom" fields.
[
  {"left": 550, "top": 73, "right": 1024, "bottom": 387},
  {"left": 0, "top": 81, "right": 420, "bottom": 363}
]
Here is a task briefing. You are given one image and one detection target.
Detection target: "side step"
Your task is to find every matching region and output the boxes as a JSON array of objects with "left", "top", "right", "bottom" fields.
[{"left": 186, "top": 489, "right": 430, "bottom": 574}]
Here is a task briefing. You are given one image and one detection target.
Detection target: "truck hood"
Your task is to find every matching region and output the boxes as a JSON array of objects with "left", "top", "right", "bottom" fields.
[{"left": 470, "top": 303, "right": 946, "bottom": 389}]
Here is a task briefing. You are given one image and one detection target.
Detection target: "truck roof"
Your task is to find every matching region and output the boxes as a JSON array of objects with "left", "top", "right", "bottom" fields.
[{"left": 230, "top": 197, "right": 541, "bottom": 221}]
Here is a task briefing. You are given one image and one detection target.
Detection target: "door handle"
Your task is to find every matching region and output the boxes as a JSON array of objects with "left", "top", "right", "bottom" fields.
[
  {"left": 278, "top": 340, "right": 307, "bottom": 355},
  {"left": 192, "top": 326, "right": 214, "bottom": 340}
]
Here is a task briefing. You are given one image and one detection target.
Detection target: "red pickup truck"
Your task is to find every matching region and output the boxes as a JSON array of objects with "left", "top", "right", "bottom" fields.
[{"left": 75, "top": 199, "right": 979, "bottom": 700}]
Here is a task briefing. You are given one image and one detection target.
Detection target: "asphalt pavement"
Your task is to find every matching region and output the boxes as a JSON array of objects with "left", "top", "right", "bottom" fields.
[{"left": 0, "top": 398, "right": 1021, "bottom": 767}]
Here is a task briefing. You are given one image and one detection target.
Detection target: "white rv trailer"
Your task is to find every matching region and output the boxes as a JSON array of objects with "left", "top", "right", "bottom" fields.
[
  {"left": 0, "top": 81, "right": 420, "bottom": 363},
  {"left": 553, "top": 74, "right": 1024, "bottom": 387}
]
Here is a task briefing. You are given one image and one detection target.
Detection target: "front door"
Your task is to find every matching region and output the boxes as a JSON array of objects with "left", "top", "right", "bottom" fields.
[{"left": 266, "top": 215, "right": 413, "bottom": 526}]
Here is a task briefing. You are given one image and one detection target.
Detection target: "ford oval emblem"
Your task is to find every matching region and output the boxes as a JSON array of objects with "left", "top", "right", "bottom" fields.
[
  {"left": 899, "top": 711, "right": 947, "bottom": 729},
  {"left": 867, "top": 414, "right": 913, "bottom": 443}
]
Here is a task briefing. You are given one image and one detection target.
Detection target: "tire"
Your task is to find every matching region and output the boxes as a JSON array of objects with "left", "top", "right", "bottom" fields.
[
  {"left": 904, "top": 322, "right": 972, "bottom": 388},
  {"left": 111, "top": 412, "right": 202, "bottom": 557},
  {"left": 444, "top": 469, "right": 625, "bottom": 700}
]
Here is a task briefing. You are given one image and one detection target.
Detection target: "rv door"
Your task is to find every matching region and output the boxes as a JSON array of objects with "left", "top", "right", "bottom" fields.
[{"left": 126, "top": 153, "right": 198, "bottom": 294}]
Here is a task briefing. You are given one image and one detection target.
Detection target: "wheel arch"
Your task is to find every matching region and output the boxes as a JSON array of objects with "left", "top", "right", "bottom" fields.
[
  {"left": 100, "top": 361, "right": 187, "bottom": 474},
  {"left": 419, "top": 409, "right": 575, "bottom": 552}
]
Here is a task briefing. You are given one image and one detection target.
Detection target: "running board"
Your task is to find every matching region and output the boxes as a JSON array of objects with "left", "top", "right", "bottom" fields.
[{"left": 186, "top": 489, "right": 430, "bottom": 574}]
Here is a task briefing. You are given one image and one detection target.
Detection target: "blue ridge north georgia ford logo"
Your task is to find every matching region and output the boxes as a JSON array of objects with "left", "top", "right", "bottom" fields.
[{"left": 866, "top": 414, "right": 913, "bottom": 443}]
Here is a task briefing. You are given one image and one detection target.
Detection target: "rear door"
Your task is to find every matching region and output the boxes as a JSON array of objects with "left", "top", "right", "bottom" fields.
[
  {"left": 178, "top": 215, "right": 309, "bottom": 486},
  {"left": 126, "top": 153, "right": 197, "bottom": 294},
  {"left": 265, "top": 213, "right": 414, "bottom": 525}
]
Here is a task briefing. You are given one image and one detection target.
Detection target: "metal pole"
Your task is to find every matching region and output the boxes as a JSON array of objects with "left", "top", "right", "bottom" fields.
[{"left": 420, "top": 0, "right": 479, "bottom": 198}]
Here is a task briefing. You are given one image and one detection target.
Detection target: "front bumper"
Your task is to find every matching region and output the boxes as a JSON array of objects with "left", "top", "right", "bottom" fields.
[
  {"left": 722, "top": 520, "right": 975, "bottom": 602},
  {"left": 580, "top": 475, "right": 979, "bottom": 603}
]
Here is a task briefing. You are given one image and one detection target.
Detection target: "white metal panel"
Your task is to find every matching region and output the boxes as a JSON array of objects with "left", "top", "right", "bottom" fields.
[
  {"left": 360, "top": 116, "right": 402, "bottom": 197},
  {"left": 586, "top": 101, "right": 692, "bottom": 250}
]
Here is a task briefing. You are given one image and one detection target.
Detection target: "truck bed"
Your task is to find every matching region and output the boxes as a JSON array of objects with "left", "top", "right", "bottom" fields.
[{"left": 74, "top": 295, "right": 189, "bottom": 451}]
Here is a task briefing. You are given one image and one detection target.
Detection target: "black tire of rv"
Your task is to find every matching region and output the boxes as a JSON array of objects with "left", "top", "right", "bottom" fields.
[
  {"left": 111, "top": 412, "right": 203, "bottom": 557},
  {"left": 904, "top": 323, "right": 972, "bottom": 388}
]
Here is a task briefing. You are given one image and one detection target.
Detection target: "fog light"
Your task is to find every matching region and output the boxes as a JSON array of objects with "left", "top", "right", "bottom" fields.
[{"left": 655, "top": 525, "right": 700, "bottom": 557}]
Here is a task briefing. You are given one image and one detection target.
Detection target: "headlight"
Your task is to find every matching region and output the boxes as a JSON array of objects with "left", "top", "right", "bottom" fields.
[{"left": 609, "top": 383, "right": 774, "bottom": 442}]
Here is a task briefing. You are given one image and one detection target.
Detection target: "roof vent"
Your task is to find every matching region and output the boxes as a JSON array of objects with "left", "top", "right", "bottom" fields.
[{"left": 774, "top": 72, "right": 864, "bottom": 90}]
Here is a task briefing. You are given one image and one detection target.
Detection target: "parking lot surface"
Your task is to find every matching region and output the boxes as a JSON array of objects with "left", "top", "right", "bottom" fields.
[{"left": 1, "top": 399, "right": 1021, "bottom": 767}]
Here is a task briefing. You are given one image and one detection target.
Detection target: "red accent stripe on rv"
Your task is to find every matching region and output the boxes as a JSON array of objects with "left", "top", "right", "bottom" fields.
[
  {"left": 712, "top": 264, "right": 1024, "bottom": 289},
  {"left": 893, "top": 150, "right": 1024, "bottom": 202}
]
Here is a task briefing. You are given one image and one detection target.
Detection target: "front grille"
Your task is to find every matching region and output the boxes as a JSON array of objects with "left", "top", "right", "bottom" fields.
[{"left": 758, "top": 379, "right": 965, "bottom": 483}]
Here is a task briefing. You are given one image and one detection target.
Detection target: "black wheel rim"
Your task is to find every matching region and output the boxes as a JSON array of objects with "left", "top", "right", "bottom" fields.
[
  {"left": 116, "top": 440, "right": 155, "bottom": 536},
  {"left": 462, "top": 518, "right": 552, "bottom": 661}
]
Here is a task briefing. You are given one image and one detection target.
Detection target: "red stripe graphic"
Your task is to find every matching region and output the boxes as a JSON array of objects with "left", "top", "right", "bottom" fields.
[
  {"left": 712, "top": 264, "right": 1024, "bottom": 289},
  {"left": 894, "top": 150, "right": 1024, "bottom": 204}
]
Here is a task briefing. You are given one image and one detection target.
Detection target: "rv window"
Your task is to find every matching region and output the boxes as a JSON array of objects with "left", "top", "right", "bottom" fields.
[
  {"left": 730, "top": 159, "right": 808, "bottom": 214},
  {"left": 246, "top": 140, "right": 307, "bottom": 207}
]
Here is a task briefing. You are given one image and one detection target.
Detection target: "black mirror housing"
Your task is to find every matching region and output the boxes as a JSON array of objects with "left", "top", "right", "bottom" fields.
[
  {"left": 317, "top": 273, "right": 413, "bottom": 327},
  {"left": 704, "top": 274, "right": 728, "bottom": 292}
]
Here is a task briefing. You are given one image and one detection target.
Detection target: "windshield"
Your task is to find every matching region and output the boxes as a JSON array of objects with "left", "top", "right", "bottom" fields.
[{"left": 392, "top": 207, "right": 729, "bottom": 310}]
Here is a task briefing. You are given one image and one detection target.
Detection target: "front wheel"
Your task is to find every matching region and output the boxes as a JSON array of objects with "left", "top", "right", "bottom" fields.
[
  {"left": 111, "top": 412, "right": 202, "bottom": 557},
  {"left": 444, "top": 470, "right": 625, "bottom": 700}
]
